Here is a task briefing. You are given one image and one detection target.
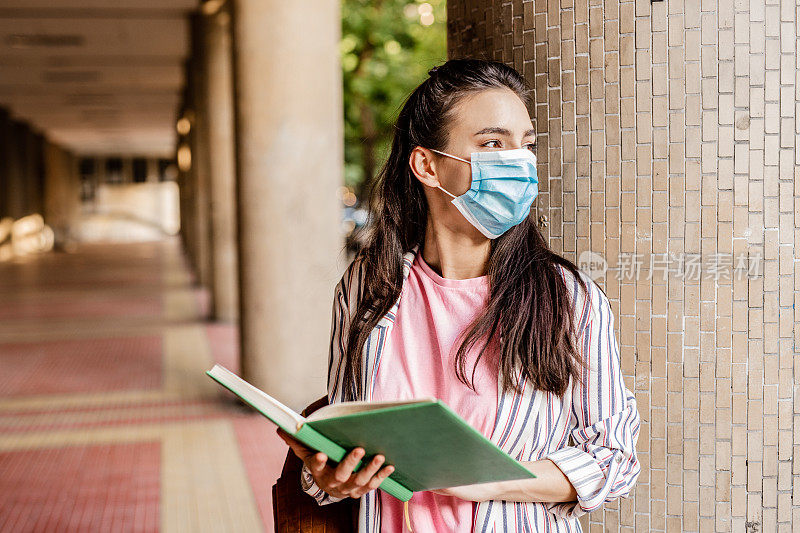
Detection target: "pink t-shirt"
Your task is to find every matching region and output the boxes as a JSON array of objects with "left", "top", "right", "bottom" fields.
[{"left": 372, "top": 251, "right": 500, "bottom": 532}]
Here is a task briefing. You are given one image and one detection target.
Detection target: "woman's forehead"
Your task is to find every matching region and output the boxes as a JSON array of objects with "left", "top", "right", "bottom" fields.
[{"left": 450, "top": 90, "right": 534, "bottom": 136}]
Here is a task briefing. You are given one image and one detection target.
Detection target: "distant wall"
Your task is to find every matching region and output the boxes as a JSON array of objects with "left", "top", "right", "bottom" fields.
[{"left": 75, "top": 181, "right": 180, "bottom": 242}]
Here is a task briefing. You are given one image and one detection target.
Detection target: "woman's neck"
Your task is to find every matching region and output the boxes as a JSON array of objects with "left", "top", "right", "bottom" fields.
[{"left": 421, "top": 222, "right": 491, "bottom": 280}]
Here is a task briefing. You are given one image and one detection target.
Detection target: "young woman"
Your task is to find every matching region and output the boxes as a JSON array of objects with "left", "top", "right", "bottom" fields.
[{"left": 279, "top": 58, "right": 641, "bottom": 532}]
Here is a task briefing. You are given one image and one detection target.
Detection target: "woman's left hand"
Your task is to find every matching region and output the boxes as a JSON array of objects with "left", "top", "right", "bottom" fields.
[{"left": 430, "top": 481, "right": 501, "bottom": 503}]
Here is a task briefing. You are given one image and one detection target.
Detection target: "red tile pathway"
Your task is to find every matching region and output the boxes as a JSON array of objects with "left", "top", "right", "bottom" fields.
[
  {"left": 0, "top": 336, "right": 163, "bottom": 396},
  {"left": 0, "top": 442, "right": 160, "bottom": 533},
  {"left": 0, "top": 240, "right": 290, "bottom": 533}
]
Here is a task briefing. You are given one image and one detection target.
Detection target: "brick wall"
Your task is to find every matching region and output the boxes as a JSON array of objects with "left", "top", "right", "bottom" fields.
[{"left": 448, "top": 0, "right": 798, "bottom": 531}]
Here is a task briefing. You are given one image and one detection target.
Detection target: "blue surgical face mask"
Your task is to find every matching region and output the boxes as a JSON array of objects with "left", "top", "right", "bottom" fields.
[{"left": 429, "top": 147, "right": 539, "bottom": 239}]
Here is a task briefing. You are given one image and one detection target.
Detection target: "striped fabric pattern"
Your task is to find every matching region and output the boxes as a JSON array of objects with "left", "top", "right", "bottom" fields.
[{"left": 300, "top": 244, "right": 641, "bottom": 532}]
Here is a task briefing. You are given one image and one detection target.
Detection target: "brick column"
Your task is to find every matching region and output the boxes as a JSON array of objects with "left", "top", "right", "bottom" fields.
[{"left": 448, "top": 0, "right": 798, "bottom": 531}]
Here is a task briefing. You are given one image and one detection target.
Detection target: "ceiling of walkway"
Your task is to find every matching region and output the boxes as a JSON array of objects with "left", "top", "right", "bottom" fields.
[{"left": 0, "top": 0, "right": 195, "bottom": 157}]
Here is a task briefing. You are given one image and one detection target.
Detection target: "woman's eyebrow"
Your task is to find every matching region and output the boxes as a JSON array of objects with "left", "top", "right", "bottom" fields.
[{"left": 473, "top": 126, "right": 537, "bottom": 137}]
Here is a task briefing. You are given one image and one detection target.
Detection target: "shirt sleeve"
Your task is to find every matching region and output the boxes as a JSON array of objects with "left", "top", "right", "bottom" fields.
[
  {"left": 300, "top": 462, "right": 347, "bottom": 505},
  {"left": 298, "top": 265, "right": 357, "bottom": 506},
  {"left": 544, "top": 276, "right": 642, "bottom": 518}
]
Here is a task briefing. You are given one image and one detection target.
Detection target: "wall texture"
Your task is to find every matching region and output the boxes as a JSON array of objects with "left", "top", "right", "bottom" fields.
[{"left": 448, "top": 0, "right": 798, "bottom": 531}]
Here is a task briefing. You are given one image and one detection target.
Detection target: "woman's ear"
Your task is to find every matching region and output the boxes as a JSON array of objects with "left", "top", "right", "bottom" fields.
[{"left": 408, "top": 146, "right": 443, "bottom": 189}]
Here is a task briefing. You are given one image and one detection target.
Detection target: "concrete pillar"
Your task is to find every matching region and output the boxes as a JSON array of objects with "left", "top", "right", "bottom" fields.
[
  {"left": 89, "top": 157, "right": 101, "bottom": 205},
  {"left": 6, "top": 120, "right": 26, "bottom": 219},
  {"left": 231, "top": 0, "right": 344, "bottom": 409},
  {"left": 146, "top": 158, "right": 160, "bottom": 183},
  {"left": 175, "top": 94, "right": 194, "bottom": 273},
  {"left": 44, "top": 140, "right": 80, "bottom": 249},
  {"left": 0, "top": 108, "right": 11, "bottom": 218},
  {"left": 16, "top": 122, "right": 34, "bottom": 217},
  {"left": 121, "top": 156, "right": 133, "bottom": 183},
  {"left": 176, "top": 145, "right": 193, "bottom": 264},
  {"left": 189, "top": 13, "right": 213, "bottom": 290},
  {"left": 202, "top": 5, "right": 239, "bottom": 322},
  {"left": 0, "top": 113, "right": 41, "bottom": 220},
  {"left": 28, "top": 132, "right": 46, "bottom": 216},
  {"left": 94, "top": 157, "right": 103, "bottom": 188},
  {"left": 20, "top": 126, "right": 45, "bottom": 217}
]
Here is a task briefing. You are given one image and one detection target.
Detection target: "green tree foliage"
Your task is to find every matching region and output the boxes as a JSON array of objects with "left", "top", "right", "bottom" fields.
[{"left": 341, "top": 0, "right": 446, "bottom": 200}]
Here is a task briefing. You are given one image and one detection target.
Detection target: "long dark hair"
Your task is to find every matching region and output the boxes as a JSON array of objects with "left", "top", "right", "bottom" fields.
[{"left": 342, "top": 58, "right": 588, "bottom": 401}]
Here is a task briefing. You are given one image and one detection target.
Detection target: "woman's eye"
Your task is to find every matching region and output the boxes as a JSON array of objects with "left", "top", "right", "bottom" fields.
[{"left": 481, "top": 140, "right": 537, "bottom": 151}]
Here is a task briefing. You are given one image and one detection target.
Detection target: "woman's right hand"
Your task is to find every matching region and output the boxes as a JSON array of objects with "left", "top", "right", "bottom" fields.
[{"left": 277, "top": 427, "right": 396, "bottom": 499}]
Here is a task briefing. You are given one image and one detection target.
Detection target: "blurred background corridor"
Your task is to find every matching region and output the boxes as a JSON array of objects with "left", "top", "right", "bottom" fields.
[
  {"left": 0, "top": 0, "right": 444, "bottom": 531},
  {"left": 2, "top": 0, "right": 799, "bottom": 531},
  {"left": 0, "top": 239, "right": 280, "bottom": 530}
]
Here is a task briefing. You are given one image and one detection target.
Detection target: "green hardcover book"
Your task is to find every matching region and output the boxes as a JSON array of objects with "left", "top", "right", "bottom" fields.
[{"left": 206, "top": 364, "right": 536, "bottom": 502}]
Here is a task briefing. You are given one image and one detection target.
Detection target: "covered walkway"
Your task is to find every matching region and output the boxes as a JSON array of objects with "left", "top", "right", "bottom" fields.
[{"left": 0, "top": 240, "right": 284, "bottom": 532}]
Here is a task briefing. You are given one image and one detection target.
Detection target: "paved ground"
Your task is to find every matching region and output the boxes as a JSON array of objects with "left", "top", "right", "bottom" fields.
[{"left": 0, "top": 239, "right": 287, "bottom": 532}]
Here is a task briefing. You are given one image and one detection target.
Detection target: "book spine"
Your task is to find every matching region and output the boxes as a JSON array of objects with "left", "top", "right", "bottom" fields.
[{"left": 295, "top": 424, "right": 413, "bottom": 502}]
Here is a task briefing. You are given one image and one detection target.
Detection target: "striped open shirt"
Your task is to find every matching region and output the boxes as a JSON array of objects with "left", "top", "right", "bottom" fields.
[{"left": 301, "top": 244, "right": 641, "bottom": 532}]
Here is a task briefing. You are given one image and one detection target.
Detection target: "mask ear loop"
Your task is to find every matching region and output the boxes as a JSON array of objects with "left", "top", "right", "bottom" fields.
[
  {"left": 436, "top": 185, "right": 458, "bottom": 199},
  {"left": 429, "top": 148, "right": 470, "bottom": 164},
  {"left": 428, "top": 148, "right": 469, "bottom": 199}
]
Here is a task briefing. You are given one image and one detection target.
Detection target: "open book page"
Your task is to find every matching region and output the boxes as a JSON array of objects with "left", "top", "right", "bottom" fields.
[
  {"left": 306, "top": 397, "right": 438, "bottom": 422},
  {"left": 206, "top": 364, "right": 305, "bottom": 431}
]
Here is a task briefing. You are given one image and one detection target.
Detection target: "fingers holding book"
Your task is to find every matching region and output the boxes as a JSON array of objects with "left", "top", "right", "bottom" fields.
[
  {"left": 316, "top": 446, "right": 396, "bottom": 499},
  {"left": 277, "top": 428, "right": 395, "bottom": 499},
  {"left": 337, "top": 450, "right": 396, "bottom": 499}
]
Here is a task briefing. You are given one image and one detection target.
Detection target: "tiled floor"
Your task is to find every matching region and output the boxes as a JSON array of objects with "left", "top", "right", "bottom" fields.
[
  {"left": 0, "top": 239, "right": 286, "bottom": 532},
  {"left": 0, "top": 442, "right": 160, "bottom": 532}
]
